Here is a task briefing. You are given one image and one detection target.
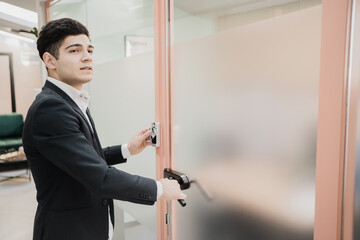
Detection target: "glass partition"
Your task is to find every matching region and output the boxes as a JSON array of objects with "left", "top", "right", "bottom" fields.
[
  {"left": 342, "top": 0, "right": 360, "bottom": 239},
  {"left": 49, "top": 0, "right": 87, "bottom": 25},
  {"left": 170, "top": 1, "right": 322, "bottom": 239},
  {"left": 49, "top": 1, "right": 156, "bottom": 239}
]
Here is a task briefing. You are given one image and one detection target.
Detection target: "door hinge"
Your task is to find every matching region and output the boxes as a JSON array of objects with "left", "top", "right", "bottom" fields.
[
  {"left": 166, "top": 212, "right": 171, "bottom": 236},
  {"left": 165, "top": 213, "right": 170, "bottom": 224}
]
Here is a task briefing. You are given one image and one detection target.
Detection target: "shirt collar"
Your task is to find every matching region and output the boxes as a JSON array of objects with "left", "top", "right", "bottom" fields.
[{"left": 47, "top": 76, "right": 90, "bottom": 109}]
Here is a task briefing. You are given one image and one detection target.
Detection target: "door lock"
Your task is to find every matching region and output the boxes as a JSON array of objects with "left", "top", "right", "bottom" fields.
[{"left": 147, "top": 122, "right": 160, "bottom": 147}]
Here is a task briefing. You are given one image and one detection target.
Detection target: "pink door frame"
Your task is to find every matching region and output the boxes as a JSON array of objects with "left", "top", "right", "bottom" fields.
[
  {"left": 314, "top": 0, "right": 357, "bottom": 239},
  {"left": 154, "top": 0, "right": 171, "bottom": 239}
]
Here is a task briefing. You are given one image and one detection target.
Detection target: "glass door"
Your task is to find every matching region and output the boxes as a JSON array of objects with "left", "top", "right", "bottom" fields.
[
  {"left": 342, "top": 0, "right": 360, "bottom": 239},
  {"left": 168, "top": 1, "right": 322, "bottom": 239}
]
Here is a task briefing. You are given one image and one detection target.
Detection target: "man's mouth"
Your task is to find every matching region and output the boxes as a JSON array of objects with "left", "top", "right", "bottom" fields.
[{"left": 80, "top": 66, "right": 93, "bottom": 71}]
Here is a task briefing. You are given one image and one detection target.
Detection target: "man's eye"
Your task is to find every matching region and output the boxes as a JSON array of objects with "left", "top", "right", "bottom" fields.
[
  {"left": 70, "top": 49, "right": 78, "bottom": 53},
  {"left": 88, "top": 50, "right": 93, "bottom": 54}
]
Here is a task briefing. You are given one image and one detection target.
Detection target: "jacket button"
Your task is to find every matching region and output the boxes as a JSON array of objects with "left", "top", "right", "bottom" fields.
[{"left": 102, "top": 199, "right": 108, "bottom": 206}]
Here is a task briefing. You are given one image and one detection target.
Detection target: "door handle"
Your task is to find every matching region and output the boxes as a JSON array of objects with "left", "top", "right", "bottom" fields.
[
  {"left": 163, "top": 168, "right": 213, "bottom": 207},
  {"left": 164, "top": 168, "right": 190, "bottom": 207}
]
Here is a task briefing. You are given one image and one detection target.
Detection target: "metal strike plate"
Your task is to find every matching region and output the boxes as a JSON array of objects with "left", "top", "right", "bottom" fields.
[{"left": 148, "top": 122, "right": 160, "bottom": 147}]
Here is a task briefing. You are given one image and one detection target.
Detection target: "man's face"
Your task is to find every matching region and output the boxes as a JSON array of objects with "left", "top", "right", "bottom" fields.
[{"left": 51, "top": 34, "right": 94, "bottom": 89}]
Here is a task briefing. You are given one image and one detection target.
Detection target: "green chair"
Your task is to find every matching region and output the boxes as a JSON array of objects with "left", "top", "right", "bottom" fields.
[
  {"left": 0, "top": 113, "right": 24, "bottom": 152},
  {"left": 0, "top": 113, "right": 30, "bottom": 182}
]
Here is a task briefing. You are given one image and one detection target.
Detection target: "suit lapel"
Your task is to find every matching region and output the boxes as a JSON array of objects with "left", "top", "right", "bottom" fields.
[
  {"left": 43, "top": 81, "right": 107, "bottom": 165},
  {"left": 44, "top": 80, "right": 105, "bottom": 158},
  {"left": 44, "top": 81, "right": 95, "bottom": 137},
  {"left": 86, "top": 108, "right": 105, "bottom": 158}
]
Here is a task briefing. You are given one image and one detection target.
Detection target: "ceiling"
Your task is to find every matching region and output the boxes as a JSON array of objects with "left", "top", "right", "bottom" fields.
[{"left": 0, "top": 0, "right": 39, "bottom": 37}]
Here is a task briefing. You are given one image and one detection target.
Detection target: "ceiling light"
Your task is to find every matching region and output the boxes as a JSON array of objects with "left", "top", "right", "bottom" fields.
[{"left": 0, "top": 1, "right": 38, "bottom": 25}]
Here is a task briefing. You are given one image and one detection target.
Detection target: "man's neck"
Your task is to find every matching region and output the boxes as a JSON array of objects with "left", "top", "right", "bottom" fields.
[{"left": 48, "top": 75, "right": 82, "bottom": 90}]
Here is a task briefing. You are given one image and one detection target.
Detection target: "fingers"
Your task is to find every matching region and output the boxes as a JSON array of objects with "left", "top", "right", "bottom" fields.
[
  {"left": 144, "top": 129, "right": 152, "bottom": 138},
  {"left": 138, "top": 128, "right": 152, "bottom": 139},
  {"left": 142, "top": 130, "right": 152, "bottom": 144},
  {"left": 139, "top": 128, "right": 149, "bottom": 135},
  {"left": 159, "top": 178, "right": 187, "bottom": 200},
  {"left": 179, "top": 192, "right": 187, "bottom": 200}
]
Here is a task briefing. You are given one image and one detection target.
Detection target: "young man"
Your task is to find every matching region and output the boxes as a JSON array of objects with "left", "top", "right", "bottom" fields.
[{"left": 22, "top": 18, "right": 186, "bottom": 240}]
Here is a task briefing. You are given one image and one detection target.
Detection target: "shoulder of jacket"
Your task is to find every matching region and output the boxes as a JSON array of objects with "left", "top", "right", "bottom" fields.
[{"left": 31, "top": 90, "right": 72, "bottom": 114}]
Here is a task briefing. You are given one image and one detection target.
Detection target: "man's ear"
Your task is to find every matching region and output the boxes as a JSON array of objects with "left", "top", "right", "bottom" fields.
[{"left": 42, "top": 52, "right": 56, "bottom": 70}]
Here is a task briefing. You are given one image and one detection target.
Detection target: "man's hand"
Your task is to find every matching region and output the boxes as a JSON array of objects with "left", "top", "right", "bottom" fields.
[
  {"left": 158, "top": 178, "right": 187, "bottom": 200},
  {"left": 127, "top": 128, "right": 153, "bottom": 155}
]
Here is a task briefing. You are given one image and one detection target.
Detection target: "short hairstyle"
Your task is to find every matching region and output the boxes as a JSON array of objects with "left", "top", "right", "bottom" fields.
[{"left": 37, "top": 18, "right": 90, "bottom": 61}]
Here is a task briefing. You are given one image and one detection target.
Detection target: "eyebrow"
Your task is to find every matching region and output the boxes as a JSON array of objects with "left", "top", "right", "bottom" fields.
[{"left": 65, "top": 43, "right": 94, "bottom": 50}]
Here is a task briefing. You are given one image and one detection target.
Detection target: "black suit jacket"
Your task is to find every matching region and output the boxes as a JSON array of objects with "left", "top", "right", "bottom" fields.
[{"left": 23, "top": 80, "right": 157, "bottom": 240}]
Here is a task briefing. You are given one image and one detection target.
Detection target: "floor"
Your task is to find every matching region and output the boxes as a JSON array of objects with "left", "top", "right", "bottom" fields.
[
  {"left": 0, "top": 170, "right": 36, "bottom": 240},
  {"left": 0, "top": 169, "right": 156, "bottom": 240}
]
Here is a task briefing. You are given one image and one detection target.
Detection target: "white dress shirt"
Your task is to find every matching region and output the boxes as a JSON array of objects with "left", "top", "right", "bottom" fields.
[{"left": 46, "top": 77, "right": 162, "bottom": 240}]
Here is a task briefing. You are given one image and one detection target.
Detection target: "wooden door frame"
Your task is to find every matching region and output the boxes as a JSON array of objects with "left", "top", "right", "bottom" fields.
[
  {"left": 314, "top": 0, "right": 355, "bottom": 239},
  {"left": 154, "top": 0, "right": 172, "bottom": 239}
]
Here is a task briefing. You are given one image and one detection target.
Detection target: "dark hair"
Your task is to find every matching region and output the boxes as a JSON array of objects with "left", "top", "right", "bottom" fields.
[{"left": 37, "top": 18, "right": 90, "bottom": 61}]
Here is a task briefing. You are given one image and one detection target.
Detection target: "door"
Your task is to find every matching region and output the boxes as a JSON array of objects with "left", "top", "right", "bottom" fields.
[
  {"left": 167, "top": 1, "right": 322, "bottom": 239},
  {"left": 342, "top": 0, "right": 360, "bottom": 239},
  {"left": 0, "top": 54, "right": 14, "bottom": 113}
]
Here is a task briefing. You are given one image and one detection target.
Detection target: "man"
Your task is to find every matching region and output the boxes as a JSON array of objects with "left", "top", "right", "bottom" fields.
[{"left": 22, "top": 18, "right": 186, "bottom": 240}]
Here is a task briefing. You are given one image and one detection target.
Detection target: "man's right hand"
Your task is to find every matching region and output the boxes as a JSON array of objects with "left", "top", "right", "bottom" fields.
[{"left": 158, "top": 178, "right": 187, "bottom": 200}]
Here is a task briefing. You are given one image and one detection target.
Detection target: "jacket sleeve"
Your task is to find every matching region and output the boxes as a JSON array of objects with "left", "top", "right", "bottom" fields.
[
  {"left": 102, "top": 145, "right": 127, "bottom": 165},
  {"left": 31, "top": 98, "right": 157, "bottom": 205}
]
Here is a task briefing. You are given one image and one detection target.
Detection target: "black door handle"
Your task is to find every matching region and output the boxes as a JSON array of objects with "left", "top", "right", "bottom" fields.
[
  {"left": 163, "top": 168, "right": 213, "bottom": 207},
  {"left": 164, "top": 168, "right": 189, "bottom": 207}
]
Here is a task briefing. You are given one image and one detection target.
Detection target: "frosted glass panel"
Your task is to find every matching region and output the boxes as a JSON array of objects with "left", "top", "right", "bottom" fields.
[
  {"left": 49, "top": 0, "right": 87, "bottom": 25},
  {"left": 85, "top": 1, "right": 156, "bottom": 236},
  {"left": 353, "top": 81, "right": 360, "bottom": 239},
  {"left": 90, "top": 51, "right": 156, "bottom": 238},
  {"left": 86, "top": 0, "right": 154, "bottom": 64},
  {"left": 172, "top": 4, "right": 321, "bottom": 240}
]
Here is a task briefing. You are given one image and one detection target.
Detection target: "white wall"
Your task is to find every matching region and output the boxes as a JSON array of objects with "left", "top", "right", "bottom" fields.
[{"left": 0, "top": 35, "right": 42, "bottom": 118}]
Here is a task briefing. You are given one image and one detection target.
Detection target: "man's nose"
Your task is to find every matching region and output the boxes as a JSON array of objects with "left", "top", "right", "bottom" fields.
[{"left": 82, "top": 51, "right": 92, "bottom": 62}]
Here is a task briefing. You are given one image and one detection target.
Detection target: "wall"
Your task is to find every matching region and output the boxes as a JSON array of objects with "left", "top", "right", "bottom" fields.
[{"left": 0, "top": 34, "right": 42, "bottom": 118}]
